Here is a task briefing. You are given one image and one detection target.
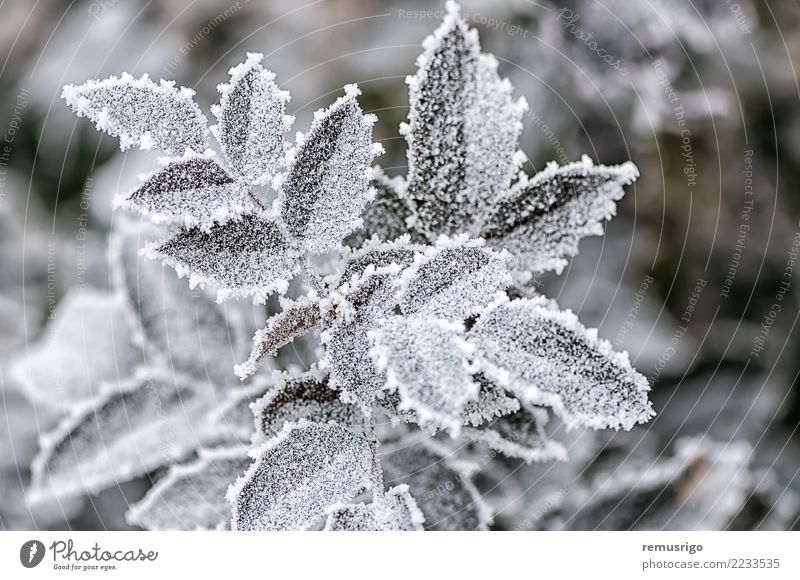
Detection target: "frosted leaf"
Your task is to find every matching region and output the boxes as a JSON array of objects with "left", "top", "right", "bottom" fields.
[
  {"left": 480, "top": 156, "right": 639, "bottom": 274},
  {"left": 324, "top": 485, "right": 425, "bottom": 531},
  {"left": 463, "top": 404, "right": 567, "bottom": 463},
  {"left": 228, "top": 420, "right": 374, "bottom": 530},
  {"left": 62, "top": 73, "right": 208, "bottom": 154},
  {"left": 553, "top": 437, "right": 753, "bottom": 530},
  {"left": 350, "top": 167, "right": 416, "bottom": 245},
  {"left": 323, "top": 267, "right": 401, "bottom": 413},
  {"left": 398, "top": 235, "right": 512, "bottom": 321},
  {"left": 127, "top": 445, "right": 251, "bottom": 530},
  {"left": 403, "top": 1, "right": 526, "bottom": 235},
  {"left": 335, "top": 236, "right": 421, "bottom": 286},
  {"left": 469, "top": 297, "right": 654, "bottom": 430},
  {"left": 208, "top": 382, "right": 271, "bottom": 443},
  {"left": 30, "top": 372, "right": 216, "bottom": 500},
  {"left": 113, "top": 220, "right": 244, "bottom": 386},
  {"left": 252, "top": 371, "right": 363, "bottom": 440},
  {"left": 212, "top": 53, "right": 292, "bottom": 185},
  {"left": 279, "top": 85, "right": 381, "bottom": 253},
  {"left": 146, "top": 213, "right": 300, "bottom": 303},
  {"left": 382, "top": 440, "right": 491, "bottom": 530},
  {"left": 115, "top": 153, "right": 252, "bottom": 231},
  {"left": 370, "top": 317, "right": 479, "bottom": 435},
  {"left": 10, "top": 288, "right": 141, "bottom": 405},
  {"left": 460, "top": 375, "right": 521, "bottom": 427},
  {"left": 235, "top": 298, "right": 321, "bottom": 380}
]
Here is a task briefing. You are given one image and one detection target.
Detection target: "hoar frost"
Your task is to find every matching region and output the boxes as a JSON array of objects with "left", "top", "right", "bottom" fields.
[{"left": 36, "top": 1, "right": 654, "bottom": 530}]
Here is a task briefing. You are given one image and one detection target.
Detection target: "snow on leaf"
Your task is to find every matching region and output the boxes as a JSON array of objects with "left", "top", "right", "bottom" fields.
[
  {"left": 334, "top": 236, "right": 421, "bottom": 287},
  {"left": 381, "top": 439, "right": 491, "bottom": 530},
  {"left": 369, "top": 317, "right": 479, "bottom": 435},
  {"left": 349, "top": 167, "right": 416, "bottom": 245},
  {"left": 480, "top": 156, "right": 640, "bottom": 274},
  {"left": 322, "top": 266, "right": 401, "bottom": 414},
  {"left": 146, "top": 213, "right": 300, "bottom": 303},
  {"left": 114, "top": 152, "right": 252, "bottom": 231},
  {"left": 252, "top": 371, "right": 363, "bottom": 441},
  {"left": 463, "top": 404, "right": 567, "bottom": 463},
  {"left": 235, "top": 298, "right": 321, "bottom": 381},
  {"left": 112, "top": 219, "right": 244, "bottom": 386},
  {"left": 553, "top": 437, "right": 753, "bottom": 530},
  {"left": 324, "top": 484, "right": 425, "bottom": 531},
  {"left": 278, "top": 84, "right": 381, "bottom": 254},
  {"left": 30, "top": 372, "right": 216, "bottom": 500},
  {"left": 403, "top": 1, "right": 526, "bottom": 236},
  {"left": 227, "top": 420, "right": 374, "bottom": 530},
  {"left": 10, "top": 288, "right": 141, "bottom": 405},
  {"left": 127, "top": 445, "right": 251, "bottom": 530},
  {"left": 398, "top": 235, "right": 512, "bottom": 321},
  {"left": 211, "top": 53, "right": 292, "bottom": 185},
  {"left": 468, "top": 296, "right": 654, "bottom": 431},
  {"left": 62, "top": 73, "right": 208, "bottom": 154}
]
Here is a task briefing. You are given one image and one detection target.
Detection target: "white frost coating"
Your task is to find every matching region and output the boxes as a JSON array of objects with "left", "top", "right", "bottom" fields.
[
  {"left": 404, "top": 1, "right": 526, "bottom": 236},
  {"left": 480, "top": 155, "right": 640, "bottom": 274},
  {"left": 145, "top": 213, "right": 300, "bottom": 304},
  {"left": 211, "top": 53, "right": 293, "bottom": 185},
  {"left": 322, "top": 266, "right": 401, "bottom": 414},
  {"left": 553, "top": 437, "right": 753, "bottom": 531},
  {"left": 468, "top": 297, "right": 654, "bottom": 431},
  {"left": 114, "top": 152, "right": 252, "bottom": 232},
  {"left": 278, "top": 84, "right": 382, "bottom": 253},
  {"left": 29, "top": 371, "right": 218, "bottom": 501},
  {"left": 397, "top": 235, "right": 513, "bottom": 321},
  {"left": 127, "top": 445, "right": 251, "bottom": 530},
  {"left": 330, "top": 235, "right": 422, "bottom": 288},
  {"left": 235, "top": 298, "right": 321, "bottom": 380},
  {"left": 10, "top": 288, "right": 141, "bottom": 406},
  {"left": 381, "top": 438, "right": 492, "bottom": 530},
  {"left": 459, "top": 376, "right": 521, "bottom": 427},
  {"left": 463, "top": 405, "right": 567, "bottom": 463},
  {"left": 62, "top": 73, "right": 208, "bottom": 154},
  {"left": 250, "top": 370, "right": 363, "bottom": 441},
  {"left": 370, "top": 317, "right": 479, "bottom": 436},
  {"left": 354, "top": 166, "right": 416, "bottom": 244},
  {"left": 323, "top": 485, "right": 425, "bottom": 531},
  {"left": 227, "top": 420, "right": 374, "bottom": 530},
  {"left": 111, "top": 219, "right": 244, "bottom": 386}
]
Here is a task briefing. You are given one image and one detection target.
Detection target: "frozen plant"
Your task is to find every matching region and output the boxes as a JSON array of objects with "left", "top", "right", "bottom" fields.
[{"left": 22, "top": 1, "right": 652, "bottom": 530}]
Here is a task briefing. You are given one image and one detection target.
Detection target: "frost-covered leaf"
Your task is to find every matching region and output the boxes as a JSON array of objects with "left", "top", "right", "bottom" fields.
[
  {"left": 324, "top": 485, "right": 425, "bottom": 531},
  {"left": 113, "top": 219, "right": 244, "bottom": 386},
  {"left": 212, "top": 53, "right": 292, "bottom": 185},
  {"left": 403, "top": 1, "right": 526, "bottom": 236},
  {"left": 398, "top": 235, "right": 512, "bottom": 321},
  {"left": 322, "top": 266, "right": 401, "bottom": 413},
  {"left": 62, "top": 73, "right": 208, "bottom": 154},
  {"left": 350, "top": 167, "right": 416, "bottom": 245},
  {"left": 278, "top": 85, "right": 381, "bottom": 253},
  {"left": 553, "top": 438, "right": 753, "bottom": 530},
  {"left": 370, "top": 317, "right": 479, "bottom": 435},
  {"left": 11, "top": 288, "right": 141, "bottom": 405},
  {"left": 480, "top": 156, "right": 639, "bottom": 274},
  {"left": 463, "top": 404, "right": 567, "bottom": 463},
  {"left": 228, "top": 420, "right": 375, "bottom": 530},
  {"left": 147, "top": 213, "right": 300, "bottom": 303},
  {"left": 207, "top": 382, "right": 271, "bottom": 443},
  {"left": 30, "top": 372, "right": 216, "bottom": 500},
  {"left": 469, "top": 296, "right": 653, "bottom": 430},
  {"left": 115, "top": 153, "right": 252, "bottom": 231},
  {"left": 127, "top": 445, "right": 250, "bottom": 530},
  {"left": 252, "top": 371, "right": 363, "bottom": 440},
  {"left": 335, "top": 236, "right": 420, "bottom": 286},
  {"left": 460, "top": 375, "right": 521, "bottom": 427},
  {"left": 235, "top": 298, "right": 321, "bottom": 380},
  {"left": 382, "top": 439, "right": 491, "bottom": 530}
]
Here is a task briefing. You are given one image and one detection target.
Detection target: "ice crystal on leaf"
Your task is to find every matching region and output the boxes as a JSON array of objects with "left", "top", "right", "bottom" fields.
[{"left": 52, "top": 3, "right": 652, "bottom": 531}]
